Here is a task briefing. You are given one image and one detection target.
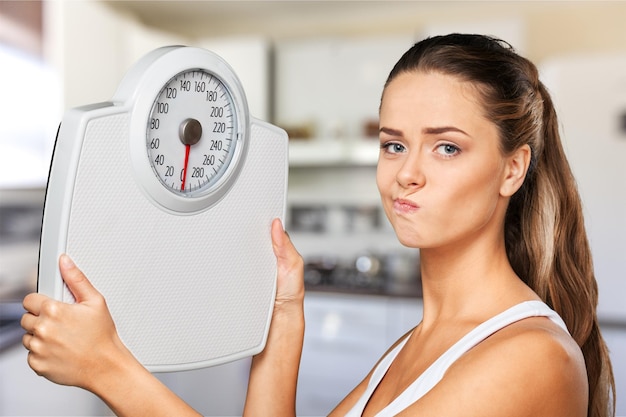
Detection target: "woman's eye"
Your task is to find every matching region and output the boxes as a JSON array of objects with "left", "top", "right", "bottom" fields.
[
  {"left": 381, "top": 142, "right": 406, "bottom": 154},
  {"left": 435, "top": 143, "right": 460, "bottom": 157}
]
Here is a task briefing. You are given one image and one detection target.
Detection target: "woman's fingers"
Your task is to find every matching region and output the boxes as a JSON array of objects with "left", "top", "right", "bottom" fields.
[
  {"left": 22, "top": 331, "right": 33, "bottom": 351},
  {"left": 59, "top": 254, "right": 101, "bottom": 303},
  {"left": 20, "top": 310, "right": 36, "bottom": 334},
  {"left": 22, "top": 292, "right": 48, "bottom": 317},
  {"left": 271, "top": 219, "right": 303, "bottom": 270},
  {"left": 271, "top": 218, "right": 305, "bottom": 308}
]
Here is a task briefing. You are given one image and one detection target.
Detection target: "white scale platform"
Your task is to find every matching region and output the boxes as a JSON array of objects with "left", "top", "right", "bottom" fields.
[{"left": 38, "top": 46, "right": 288, "bottom": 372}]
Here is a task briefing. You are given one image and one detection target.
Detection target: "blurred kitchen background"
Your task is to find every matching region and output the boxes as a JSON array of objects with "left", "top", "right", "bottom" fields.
[{"left": 0, "top": 1, "right": 624, "bottom": 416}]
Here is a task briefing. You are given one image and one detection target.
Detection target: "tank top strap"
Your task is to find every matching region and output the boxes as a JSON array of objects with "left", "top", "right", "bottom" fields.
[
  {"left": 344, "top": 300, "right": 568, "bottom": 417},
  {"left": 343, "top": 331, "right": 412, "bottom": 417}
]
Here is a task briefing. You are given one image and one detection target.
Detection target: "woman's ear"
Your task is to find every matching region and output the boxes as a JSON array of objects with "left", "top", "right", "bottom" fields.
[{"left": 500, "top": 144, "right": 531, "bottom": 197}]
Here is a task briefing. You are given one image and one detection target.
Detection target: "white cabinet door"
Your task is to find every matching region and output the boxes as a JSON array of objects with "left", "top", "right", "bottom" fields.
[
  {"left": 274, "top": 36, "right": 414, "bottom": 139},
  {"left": 296, "top": 292, "right": 422, "bottom": 415}
]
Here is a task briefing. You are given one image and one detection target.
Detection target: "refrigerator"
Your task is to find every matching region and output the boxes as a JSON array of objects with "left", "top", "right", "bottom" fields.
[{"left": 541, "top": 53, "right": 626, "bottom": 412}]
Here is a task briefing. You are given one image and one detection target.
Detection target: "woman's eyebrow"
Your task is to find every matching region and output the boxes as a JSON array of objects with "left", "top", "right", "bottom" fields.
[
  {"left": 422, "top": 126, "right": 470, "bottom": 137},
  {"left": 380, "top": 126, "right": 471, "bottom": 137},
  {"left": 379, "top": 127, "right": 403, "bottom": 136}
]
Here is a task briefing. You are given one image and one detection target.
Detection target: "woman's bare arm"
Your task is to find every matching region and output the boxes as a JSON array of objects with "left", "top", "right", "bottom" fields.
[{"left": 243, "top": 219, "right": 305, "bottom": 416}]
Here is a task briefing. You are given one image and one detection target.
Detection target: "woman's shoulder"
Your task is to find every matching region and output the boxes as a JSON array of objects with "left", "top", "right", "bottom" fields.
[
  {"left": 483, "top": 314, "right": 587, "bottom": 378},
  {"left": 405, "top": 315, "right": 588, "bottom": 417},
  {"left": 487, "top": 313, "right": 586, "bottom": 380}
]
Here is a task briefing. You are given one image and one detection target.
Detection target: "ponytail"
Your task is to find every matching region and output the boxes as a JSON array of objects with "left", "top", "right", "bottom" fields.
[{"left": 508, "top": 83, "right": 615, "bottom": 417}]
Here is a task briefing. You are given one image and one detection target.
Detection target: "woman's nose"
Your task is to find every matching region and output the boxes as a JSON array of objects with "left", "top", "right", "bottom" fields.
[{"left": 396, "top": 152, "right": 425, "bottom": 189}]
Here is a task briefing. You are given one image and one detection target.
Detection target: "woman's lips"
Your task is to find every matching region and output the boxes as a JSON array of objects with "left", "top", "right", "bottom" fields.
[{"left": 393, "top": 198, "right": 419, "bottom": 214}]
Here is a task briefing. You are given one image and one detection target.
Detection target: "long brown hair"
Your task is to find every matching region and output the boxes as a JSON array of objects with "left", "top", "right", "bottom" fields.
[{"left": 385, "top": 34, "right": 615, "bottom": 417}]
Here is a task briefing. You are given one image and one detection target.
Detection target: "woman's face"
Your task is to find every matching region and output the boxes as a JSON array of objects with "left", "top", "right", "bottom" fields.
[{"left": 377, "top": 71, "right": 512, "bottom": 250}]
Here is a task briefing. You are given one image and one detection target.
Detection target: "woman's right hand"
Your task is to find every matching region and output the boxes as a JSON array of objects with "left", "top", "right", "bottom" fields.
[{"left": 21, "top": 254, "right": 133, "bottom": 391}]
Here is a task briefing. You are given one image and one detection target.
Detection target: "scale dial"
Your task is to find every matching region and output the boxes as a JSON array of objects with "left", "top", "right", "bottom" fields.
[
  {"left": 125, "top": 47, "right": 250, "bottom": 214},
  {"left": 146, "top": 69, "right": 237, "bottom": 196}
]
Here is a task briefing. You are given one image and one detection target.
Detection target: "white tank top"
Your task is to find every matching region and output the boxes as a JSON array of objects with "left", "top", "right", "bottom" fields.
[{"left": 344, "top": 301, "right": 569, "bottom": 416}]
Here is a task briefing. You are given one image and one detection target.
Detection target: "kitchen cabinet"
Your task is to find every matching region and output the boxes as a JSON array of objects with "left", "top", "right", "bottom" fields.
[
  {"left": 274, "top": 36, "right": 414, "bottom": 140},
  {"left": 45, "top": 1, "right": 270, "bottom": 120},
  {"left": 288, "top": 138, "right": 379, "bottom": 167},
  {"left": 196, "top": 36, "right": 271, "bottom": 120},
  {"left": 297, "top": 292, "right": 422, "bottom": 415},
  {"left": 153, "top": 359, "right": 251, "bottom": 416},
  {"left": 0, "top": 345, "right": 107, "bottom": 416}
]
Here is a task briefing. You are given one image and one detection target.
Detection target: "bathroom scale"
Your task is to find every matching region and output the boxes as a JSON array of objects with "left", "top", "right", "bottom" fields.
[{"left": 37, "top": 46, "right": 288, "bottom": 372}]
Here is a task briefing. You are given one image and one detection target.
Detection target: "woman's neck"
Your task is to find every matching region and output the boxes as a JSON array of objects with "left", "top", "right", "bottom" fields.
[{"left": 417, "top": 236, "right": 538, "bottom": 329}]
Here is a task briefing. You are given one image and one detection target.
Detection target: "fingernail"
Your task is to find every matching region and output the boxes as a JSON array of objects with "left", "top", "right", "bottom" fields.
[{"left": 60, "top": 254, "right": 75, "bottom": 269}]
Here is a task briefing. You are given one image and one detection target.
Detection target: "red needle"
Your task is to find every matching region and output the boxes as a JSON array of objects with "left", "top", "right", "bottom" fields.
[{"left": 181, "top": 144, "right": 190, "bottom": 191}]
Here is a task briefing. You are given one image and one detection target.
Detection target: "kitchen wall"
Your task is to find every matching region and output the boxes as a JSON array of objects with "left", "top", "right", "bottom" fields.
[
  {"left": 2, "top": 1, "right": 625, "bottom": 415},
  {"left": 40, "top": 1, "right": 626, "bottom": 111}
]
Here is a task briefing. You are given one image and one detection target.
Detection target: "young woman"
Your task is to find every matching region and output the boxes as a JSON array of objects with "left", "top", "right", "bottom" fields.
[{"left": 22, "top": 34, "right": 614, "bottom": 417}]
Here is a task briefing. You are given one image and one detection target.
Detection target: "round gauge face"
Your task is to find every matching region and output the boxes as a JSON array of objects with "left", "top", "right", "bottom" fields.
[{"left": 146, "top": 69, "right": 238, "bottom": 197}]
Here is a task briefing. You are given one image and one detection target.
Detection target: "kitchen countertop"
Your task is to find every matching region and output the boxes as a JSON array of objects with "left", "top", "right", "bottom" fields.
[{"left": 305, "top": 282, "right": 422, "bottom": 299}]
